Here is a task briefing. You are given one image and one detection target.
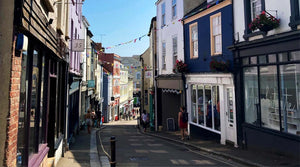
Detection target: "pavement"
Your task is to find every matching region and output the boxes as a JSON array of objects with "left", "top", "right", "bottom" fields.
[
  {"left": 57, "top": 119, "right": 300, "bottom": 167},
  {"left": 56, "top": 128, "right": 101, "bottom": 167}
]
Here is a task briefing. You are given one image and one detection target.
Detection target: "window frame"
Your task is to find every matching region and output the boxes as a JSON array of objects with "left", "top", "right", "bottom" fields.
[
  {"left": 289, "top": 0, "right": 300, "bottom": 30},
  {"left": 172, "top": 0, "right": 177, "bottom": 19},
  {"left": 189, "top": 22, "right": 198, "bottom": 59},
  {"left": 172, "top": 35, "right": 178, "bottom": 68},
  {"left": 243, "top": 0, "right": 265, "bottom": 40},
  {"left": 162, "top": 42, "right": 166, "bottom": 70},
  {"left": 161, "top": 2, "right": 166, "bottom": 27},
  {"left": 210, "top": 12, "right": 222, "bottom": 56},
  {"left": 241, "top": 50, "right": 300, "bottom": 136}
]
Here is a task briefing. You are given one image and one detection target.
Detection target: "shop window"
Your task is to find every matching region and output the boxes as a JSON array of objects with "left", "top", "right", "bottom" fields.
[
  {"left": 250, "top": 56, "right": 257, "bottom": 64},
  {"left": 242, "top": 57, "right": 250, "bottom": 65},
  {"left": 258, "top": 55, "right": 267, "bottom": 64},
  {"left": 190, "top": 84, "right": 220, "bottom": 131},
  {"left": 243, "top": 67, "right": 259, "bottom": 125},
  {"left": 279, "top": 63, "right": 300, "bottom": 135},
  {"left": 210, "top": 13, "right": 222, "bottom": 55},
  {"left": 290, "top": 51, "right": 300, "bottom": 61},
  {"left": 197, "top": 85, "right": 204, "bottom": 125},
  {"left": 243, "top": 50, "right": 300, "bottom": 136},
  {"left": 278, "top": 53, "right": 288, "bottom": 62},
  {"left": 17, "top": 50, "right": 29, "bottom": 166},
  {"left": 189, "top": 22, "right": 198, "bottom": 59},
  {"left": 259, "top": 65, "right": 279, "bottom": 131},
  {"left": 191, "top": 85, "right": 197, "bottom": 124},
  {"left": 268, "top": 54, "right": 277, "bottom": 63}
]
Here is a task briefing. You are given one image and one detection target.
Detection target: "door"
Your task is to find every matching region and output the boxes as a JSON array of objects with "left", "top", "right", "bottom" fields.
[{"left": 225, "top": 87, "right": 237, "bottom": 147}]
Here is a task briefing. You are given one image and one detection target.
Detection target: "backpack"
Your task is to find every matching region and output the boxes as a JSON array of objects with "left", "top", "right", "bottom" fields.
[{"left": 182, "top": 111, "right": 188, "bottom": 123}]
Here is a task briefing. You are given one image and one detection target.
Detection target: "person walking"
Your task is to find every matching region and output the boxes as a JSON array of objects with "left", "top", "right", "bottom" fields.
[
  {"left": 142, "top": 110, "right": 148, "bottom": 132},
  {"left": 178, "top": 106, "right": 189, "bottom": 140},
  {"left": 85, "top": 109, "right": 93, "bottom": 134}
]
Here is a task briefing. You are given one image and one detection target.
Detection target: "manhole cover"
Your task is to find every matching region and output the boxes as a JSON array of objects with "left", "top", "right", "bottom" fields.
[{"left": 129, "top": 156, "right": 149, "bottom": 161}]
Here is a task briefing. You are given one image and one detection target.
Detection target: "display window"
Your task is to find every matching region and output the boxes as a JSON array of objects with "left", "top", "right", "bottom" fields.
[
  {"left": 190, "top": 84, "right": 220, "bottom": 131},
  {"left": 242, "top": 50, "right": 300, "bottom": 136}
]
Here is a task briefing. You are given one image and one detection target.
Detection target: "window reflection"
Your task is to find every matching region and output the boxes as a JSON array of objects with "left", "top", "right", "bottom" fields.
[
  {"left": 197, "top": 85, "right": 204, "bottom": 125},
  {"left": 17, "top": 50, "right": 28, "bottom": 166},
  {"left": 280, "top": 64, "right": 300, "bottom": 135},
  {"left": 191, "top": 85, "right": 197, "bottom": 123}
]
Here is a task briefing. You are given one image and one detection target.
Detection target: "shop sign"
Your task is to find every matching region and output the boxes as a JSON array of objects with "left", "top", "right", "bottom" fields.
[
  {"left": 88, "top": 80, "right": 95, "bottom": 88},
  {"left": 72, "top": 39, "right": 85, "bottom": 52}
]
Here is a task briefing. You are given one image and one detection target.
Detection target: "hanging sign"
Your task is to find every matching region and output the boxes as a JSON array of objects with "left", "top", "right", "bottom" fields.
[{"left": 72, "top": 39, "right": 85, "bottom": 52}]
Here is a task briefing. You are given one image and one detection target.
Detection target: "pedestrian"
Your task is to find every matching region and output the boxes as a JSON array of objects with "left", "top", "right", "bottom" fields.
[
  {"left": 178, "top": 106, "right": 189, "bottom": 140},
  {"left": 85, "top": 109, "right": 93, "bottom": 134},
  {"left": 142, "top": 110, "right": 148, "bottom": 132}
]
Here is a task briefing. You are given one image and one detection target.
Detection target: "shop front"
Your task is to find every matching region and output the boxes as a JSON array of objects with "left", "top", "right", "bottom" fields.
[
  {"left": 156, "top": 74, "right": 185, "bottom": 131},
  {"left": 231, "top": 31, "right": 300, "bottom": 156},
  {"left": 186, "top": 74, "right": 237, "bottom": 147}
]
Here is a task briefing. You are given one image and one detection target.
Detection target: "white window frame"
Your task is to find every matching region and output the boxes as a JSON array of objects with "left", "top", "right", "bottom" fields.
[
  {"left": 189, "top": 22, "right": 198, "bottom": 59},
  {"left": 162, "top": 3, "right": 166, "bottom": 27},
  {"left": 172, "top": 0, "right": 177, "bottom": 19},
  {"left": 162, "top": 42, "right": 166, "bottom": 70},
  {"left": 210, "top": 12, "right": 222, "bottom": 56},
  {"left": 172, "top": 36, "right": 178, "bottom": 68}
]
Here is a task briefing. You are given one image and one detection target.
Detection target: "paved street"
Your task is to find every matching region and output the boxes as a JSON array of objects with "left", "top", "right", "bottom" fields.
[{"left": 98, "top": 120, "right": 246, "bottom": 167}]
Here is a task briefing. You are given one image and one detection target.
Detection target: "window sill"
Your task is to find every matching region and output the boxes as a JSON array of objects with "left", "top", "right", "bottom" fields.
[
  {"left": 28, "top": 144, "right": 49, "bottom": 167},
  {"left": 243, "top": 31, "right": 266, "bottom": 41},
  {"left": 289, "top": 19, "right": 300, "bottom": 30}
]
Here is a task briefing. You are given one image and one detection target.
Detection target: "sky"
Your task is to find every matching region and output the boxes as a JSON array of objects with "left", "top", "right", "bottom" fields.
[{"left": 83, "top": 0, "right": 157, "bottom": 57}]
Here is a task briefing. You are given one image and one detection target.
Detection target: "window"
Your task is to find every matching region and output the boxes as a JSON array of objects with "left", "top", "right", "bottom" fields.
[
  {"left": 250, "top": 0, "right": 262, "bottom": 20},
  {"left": 161, "top": 3, "right": 166, "bottom": 26},
  {"left": 289, "top": 0, "right": 300, "bottom": 29},
  {"left": 244, "top": 67, "right": 259, "bottom": 125},
  {"left": 136, "top": 72, "right": 141, "bottom": 79},
  {"left": 190, "top": 84, "right": 220, "bottom": 131},
  {"left": 172, "top": 36, "right": 178, "bottom": 68},
  {"left": 172, "top": 0, "right": 177, "bottom": 18},
  {"left": 189, "top": 23, "right": 198, "bottom": 58},
  {"left": 162, "top": 42, "right": 166, "bottom": 69},
  {"left": 243, "top": 0, "right": 265, "bottom": 37},
  {"left": 210, "top": 13, "right": 222, "bottom": 55},
  {"left": 243, "top": 51, "right": 300, "bottom": 136},
  {"left": 17, "top": 47, "right": 47, "bottom": 165}
]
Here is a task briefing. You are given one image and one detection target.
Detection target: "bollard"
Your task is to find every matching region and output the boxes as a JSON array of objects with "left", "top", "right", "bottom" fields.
[{"left": 110, "top": 136, "right": 116, "bottom": 167}]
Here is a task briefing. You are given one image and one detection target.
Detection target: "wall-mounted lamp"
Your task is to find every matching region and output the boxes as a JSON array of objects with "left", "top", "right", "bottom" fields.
[{"left": 47, "top": 18, "right": 53, "bottom": 26}]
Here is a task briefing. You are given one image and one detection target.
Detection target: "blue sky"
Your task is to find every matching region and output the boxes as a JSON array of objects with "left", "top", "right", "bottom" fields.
[{"left": 83, "top": 0, "right": 157, "bottom": 57}]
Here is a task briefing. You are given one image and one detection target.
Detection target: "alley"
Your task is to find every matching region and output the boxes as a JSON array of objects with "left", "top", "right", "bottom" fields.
[{"left": 98, "top": 120, "right": 244, "bottom": 167}]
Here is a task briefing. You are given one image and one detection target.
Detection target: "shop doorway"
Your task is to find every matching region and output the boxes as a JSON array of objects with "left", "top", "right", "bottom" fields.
[{"left": 225, "top": 87, "right": 238, "bottom": 147}]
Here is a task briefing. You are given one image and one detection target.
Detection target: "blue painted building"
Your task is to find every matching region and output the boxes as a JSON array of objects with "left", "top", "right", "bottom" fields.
[{"left": 183, "top": 0, "right": 238, "bottom": 146}]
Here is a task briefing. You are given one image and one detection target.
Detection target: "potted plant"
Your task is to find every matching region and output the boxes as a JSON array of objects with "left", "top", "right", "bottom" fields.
[
  {"left": 248, "top": 11, "right": 280, "bottom": 33},
  {"left": 173, "top": 60, "right": 188, "bottom": 73},
  {"left": 209, "top": 59, "right": 230, "bottom": 72}
]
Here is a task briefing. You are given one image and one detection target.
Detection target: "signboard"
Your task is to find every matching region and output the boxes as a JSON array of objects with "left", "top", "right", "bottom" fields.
[
  {"left": 88, "top": 80, "right": 95, "bottom": 88},
  {"left": 145, "top": 71, "right": 152, "bottom": 78},
  {"left": 72, "top": 39, "right": 84, "bottom": 52}
]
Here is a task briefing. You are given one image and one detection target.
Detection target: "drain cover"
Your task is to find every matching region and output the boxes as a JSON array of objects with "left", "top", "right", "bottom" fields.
[{"left": 129, "top": 156, "right": 149, "bottom": 161}]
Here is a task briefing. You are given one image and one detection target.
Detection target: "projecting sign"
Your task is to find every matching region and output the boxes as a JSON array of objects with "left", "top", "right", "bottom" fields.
[{"left": 72, "top": 39, "right": 84, "bottom": 52}]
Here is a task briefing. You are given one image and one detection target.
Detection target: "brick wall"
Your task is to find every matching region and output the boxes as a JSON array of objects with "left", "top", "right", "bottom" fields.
[{"left": 5, "top": 38, "right": 21, "bottom": 167}]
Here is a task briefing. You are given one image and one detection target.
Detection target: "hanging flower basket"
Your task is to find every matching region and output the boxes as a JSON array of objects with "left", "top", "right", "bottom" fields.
[
  {"left": 173, "top": 60, "right": 188, "bottom": 73},
  {"left": 248, "top": 11, "right": 280, "bottom": 33},
  {"left": 209, "top": 60, "right": 230, "bottom": 72}
]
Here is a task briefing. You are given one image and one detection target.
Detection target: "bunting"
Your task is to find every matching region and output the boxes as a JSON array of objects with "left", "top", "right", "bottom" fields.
[{"left": 104, "top": 34, "right": 147, "bottom": 50}]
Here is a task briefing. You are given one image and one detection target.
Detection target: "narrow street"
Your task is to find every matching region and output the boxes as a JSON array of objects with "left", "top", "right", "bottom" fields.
[{"left": 98, "top": 120, "right": 246, "bottom": 167}]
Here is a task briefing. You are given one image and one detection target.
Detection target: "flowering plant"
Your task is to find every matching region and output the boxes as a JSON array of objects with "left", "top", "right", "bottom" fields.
[
  {"left": 209, "top": 59, "right": 230, "bottom": 72},
  {"left": 248, "top": 11, "right": 280, "bottom": 33},
  {"left": 173, "top": 60, "right": 188, "bottom": 73}
]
